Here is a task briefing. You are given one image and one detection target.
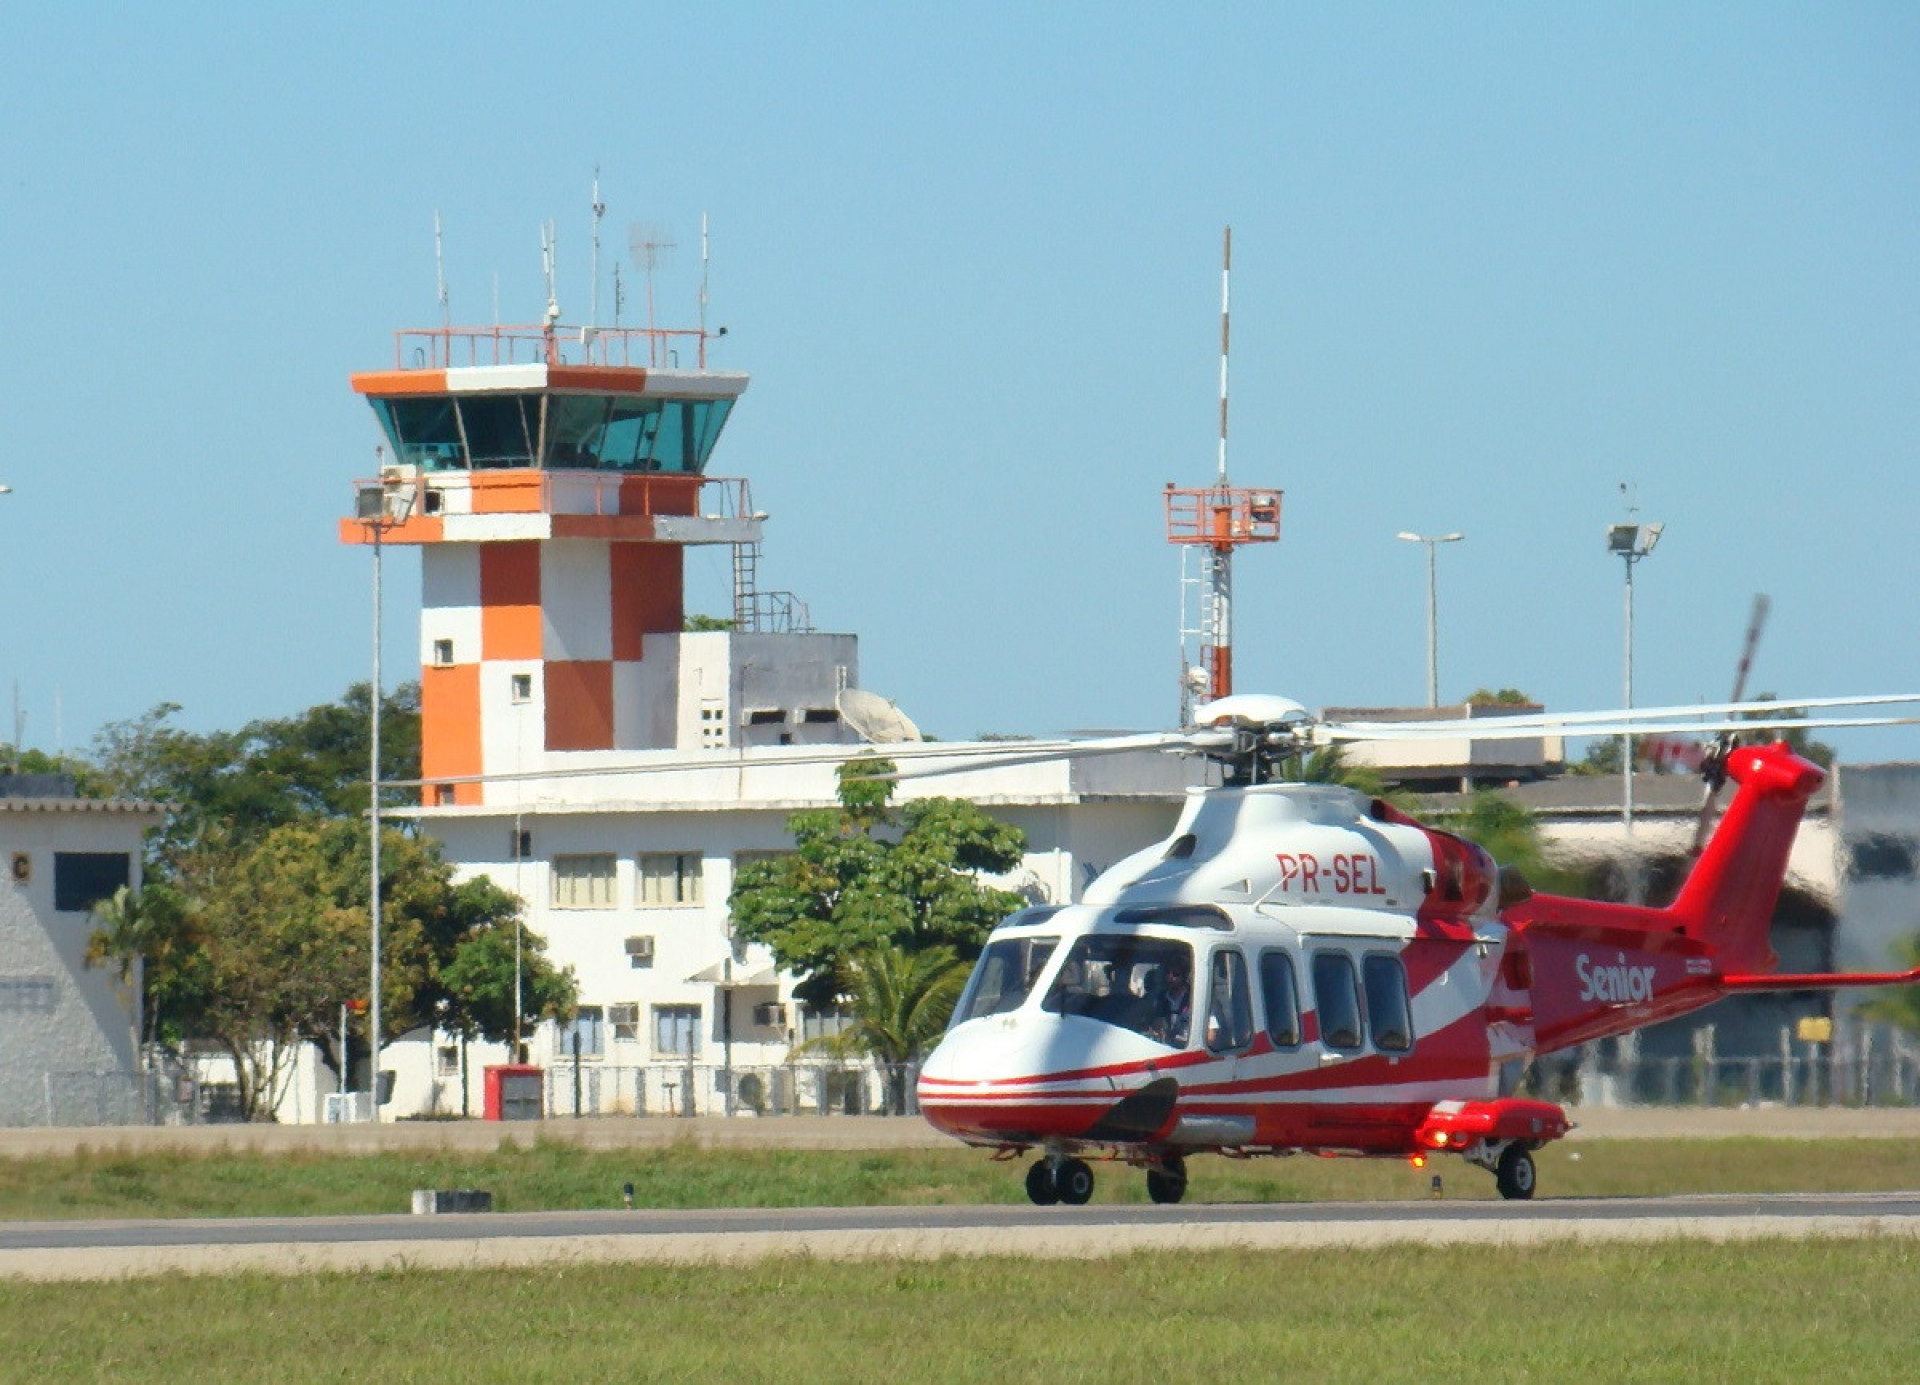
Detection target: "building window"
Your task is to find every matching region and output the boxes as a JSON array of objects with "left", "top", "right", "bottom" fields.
[
  {"left": 432, "top": 638, "right": 454, "bottom": 666},
  {"left": 436, "top": 1045, "right": 459, "bottom": 1077},
  {"left": 509, "top": 828, "right": 533, "bottom": 859},
  {"left": 433, "top": 784, "right": 455, "bottom": 806},
  {"left": 654, "top": 1004, "right": 701, "bottom": 1057},
  {"left": 510, "top": 673, "right": 533, "bottom": 703},
  {"left": 699, "top": 702, "right": 726, "bottom": 749},
  {"left": 52, "top": 853, "right": 131, "bottom": 914},
  {"left": 552, "top": 854, "right": 617, "bottom": 909},
  {"left": 638, "top": 852, "right": 702, "bottom": 907},
  {"left": 559, "top": 1005, "right": 605, "bottom": 1058}
]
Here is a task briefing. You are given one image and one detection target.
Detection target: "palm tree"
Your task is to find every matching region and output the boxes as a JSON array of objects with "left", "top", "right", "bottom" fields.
[{"left": 798, "top": 944, "right": 970, "bottom": 1114}]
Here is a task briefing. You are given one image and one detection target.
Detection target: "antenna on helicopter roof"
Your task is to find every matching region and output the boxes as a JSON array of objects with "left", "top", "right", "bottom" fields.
[
  {"left": 434, "top": 210, "right": 450, "bottom": 328},
  {"left": 589, "top": 167, "right": 605, "bottom": 330}
]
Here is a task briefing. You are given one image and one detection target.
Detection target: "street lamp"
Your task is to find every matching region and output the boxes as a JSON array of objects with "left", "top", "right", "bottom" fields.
[
  {"left": 1396, "top": 531, "right": 1464, "bottom": 707},
  {"left": 1607, "top": 518, "right": 1663, "bottom": 835},
  {"left": 354, "top": 474, "right": 415, "bottom": 1120}
]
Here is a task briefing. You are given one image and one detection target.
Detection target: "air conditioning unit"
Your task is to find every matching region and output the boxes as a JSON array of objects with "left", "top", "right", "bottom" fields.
[
  {"left": 609, "top": 1003, "right": 640, "bottom": 1041},
  {"left": 753, "top": 1002, "right": 788, "bottom": 1028},
  {"left": 624, "top": 935, "right": 655, "bottom": 967}
]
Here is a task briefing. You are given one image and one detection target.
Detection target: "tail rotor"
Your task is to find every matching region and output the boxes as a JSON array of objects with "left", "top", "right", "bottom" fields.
[{"left": 1692, "top": 594, "right": 1771, "bottom": 853}]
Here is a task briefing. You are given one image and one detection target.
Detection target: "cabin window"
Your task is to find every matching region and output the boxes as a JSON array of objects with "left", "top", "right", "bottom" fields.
[
  {"left": 1205, "top": 948, "right": 1254, "bottom": 1053},
  {"left": 1259, "top": 950, "right": 1302, "bottom": 1048},
  {"left": 1040, "top": 936, "right": 1196, "bottom": 1047},
  {"left": 1311, "top": 952, "right": 1364, "bottom": 1051},
  {"left": 1363, "top": 954, "right": 1414, "bottom": 1053},
  {"left": 951, "top": 936, "right": 1059, "bottom": 1026}
]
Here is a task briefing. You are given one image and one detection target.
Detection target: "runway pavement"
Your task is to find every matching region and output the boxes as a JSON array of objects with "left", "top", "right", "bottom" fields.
[{"left": 4, "top": 1192, "right": 1920, "bottom": 1281}]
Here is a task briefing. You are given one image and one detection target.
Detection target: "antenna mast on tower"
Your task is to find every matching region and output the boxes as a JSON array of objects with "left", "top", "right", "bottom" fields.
[
  {"left": 589, "top": 168, "right": 606, "bottom": 329},
  {"left": 1166, "top": 226, "right": 1283, "bottom": 724}
]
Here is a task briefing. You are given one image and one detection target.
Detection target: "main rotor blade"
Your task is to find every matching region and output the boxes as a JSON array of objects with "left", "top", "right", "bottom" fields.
[
  {"left": 1315, "top": 711, "right": 1920, "bottom": 744},
  {"left": 385, "top": 729, "right": 1215, "bottom": 789},
  {"left": 1318, "top": 692, "right": 1920, "bottom": 741}
]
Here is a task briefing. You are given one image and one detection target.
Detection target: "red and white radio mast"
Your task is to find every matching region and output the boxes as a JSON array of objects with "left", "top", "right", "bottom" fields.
[{"left": 1166, "top": 226, "right": 1282, "bottom": 724}]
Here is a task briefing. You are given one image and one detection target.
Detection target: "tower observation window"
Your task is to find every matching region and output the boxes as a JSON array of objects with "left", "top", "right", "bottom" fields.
[{"left": 372, "top": 393, "right": 735, "bottom": 473}]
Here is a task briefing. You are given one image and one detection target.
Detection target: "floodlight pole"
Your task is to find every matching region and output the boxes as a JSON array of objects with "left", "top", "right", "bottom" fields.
[
  {"left": 1608, "top": 517, "right": 1663, "bottom": 840},
  {"left": 357, "top": 472, "right": 413, "bottom": 1122},
  {"left": 1397, "top": 532, "right": 1464, "bottom": 707}
]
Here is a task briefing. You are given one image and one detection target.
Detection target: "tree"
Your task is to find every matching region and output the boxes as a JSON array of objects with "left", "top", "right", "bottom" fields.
[
  {"left": 801, "top": 945, "right": 970, "bottom": 1114},
  {"left": 438, "top": 886, "right": 579, "bottom": 1049},
  {"left": 1857, "top": 938, "right": 1920, "bottom": 1038},
  {"left": 1428, "top": 789, "right": 1581, "bottom": 896},
  {"left": 84, "top": 883, "right": 195, "bottom": 1051},
  {"left": 731, "top": 759, "right": 1026, "bottom": 1007}
]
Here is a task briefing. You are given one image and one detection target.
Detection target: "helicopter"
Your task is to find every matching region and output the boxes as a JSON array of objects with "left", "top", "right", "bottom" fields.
[{"left": 912, "top": 691, "right": 1920, "bottom": 1205}]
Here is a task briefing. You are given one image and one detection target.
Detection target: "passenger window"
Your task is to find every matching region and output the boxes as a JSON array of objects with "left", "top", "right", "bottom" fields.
[
  {"left": 1205, "top": 949, "right": 1254, "bottom": 1053},
  {"left": 1363, "top": 954, "right": 1414, "bottom": 1053},
  {"left": 1259, "top": 950, "right": 1301, "bottom": 1048},
  {"left": 1311, "top": 952, "right": 1364, "bottom": 1051}
]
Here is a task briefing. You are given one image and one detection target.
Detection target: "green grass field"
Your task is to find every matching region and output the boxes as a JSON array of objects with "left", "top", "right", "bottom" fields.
[
  {"left": 0, "top": 1239, "right": 1915, "bottom": 1383},
  {"left": 0, "top": 1134, "right": 1917, "bottom": 1220}
]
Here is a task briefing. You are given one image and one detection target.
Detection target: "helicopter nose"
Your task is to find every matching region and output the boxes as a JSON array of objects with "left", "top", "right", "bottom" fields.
[{"left": 915, "top": 1017, "right": 1177, "bottom": 1145}]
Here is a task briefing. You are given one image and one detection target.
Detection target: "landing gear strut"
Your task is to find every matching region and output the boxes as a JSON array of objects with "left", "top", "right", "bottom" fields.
[{"left": 1025, "top": 1155, "right": 1096, "bottom": 1205}]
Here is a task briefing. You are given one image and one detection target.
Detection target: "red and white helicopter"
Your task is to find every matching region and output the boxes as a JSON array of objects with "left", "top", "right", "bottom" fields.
[{"left": 912, "top": 690, "right": 1920, "bottom": 1205}]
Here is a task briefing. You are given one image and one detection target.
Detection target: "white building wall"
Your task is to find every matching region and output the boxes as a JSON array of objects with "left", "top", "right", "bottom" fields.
[{"left": 0, "top": 804, "right": 160, "bottom": 1126}]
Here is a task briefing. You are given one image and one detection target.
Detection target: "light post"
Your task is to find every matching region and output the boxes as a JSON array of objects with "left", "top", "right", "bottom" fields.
[
  {"left": 354, "top": 475, "right": 414, "bottom": 1120},
  {"left": 1607, "top": 517, "right": 1663, "bottom": 836},
  {"left": 1396, "top": 531, "right": 1464, "bottom": 707}
]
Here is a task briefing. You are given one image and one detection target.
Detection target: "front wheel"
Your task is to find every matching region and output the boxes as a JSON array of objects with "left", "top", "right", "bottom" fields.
[
  {"left": 1145, "top": 1154, "right": 1187, "bottom": 1205},
  {"left": 1495, "top": 1144, "right": 1536, "bottom": 1201},
  {"left": 1056, "top": 1158, "right": 1095, "bottom": 1205},
  {"left": 1026, "top": 1159, "right": 1060, "bottom": 1205}
]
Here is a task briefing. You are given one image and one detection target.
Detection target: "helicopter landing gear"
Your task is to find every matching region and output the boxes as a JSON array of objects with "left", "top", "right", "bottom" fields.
[
  {"left": 1495, "top": 1144, "right": 1536, "bottom": 1201},
  {"left": 1026, "top": 1155, "right": 1095, "bottom": 1205},
  {"left": 1025, "top": 1159, "right": 1059, "bottom": 1205},
  {"left": 1145, "top": 1154, "right": 1187, "bottom": 1205}
]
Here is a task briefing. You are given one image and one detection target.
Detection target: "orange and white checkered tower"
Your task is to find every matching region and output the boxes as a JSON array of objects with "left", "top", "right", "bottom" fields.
[{"left": 340, "top": 314, "right": 761, "bottom": 806}]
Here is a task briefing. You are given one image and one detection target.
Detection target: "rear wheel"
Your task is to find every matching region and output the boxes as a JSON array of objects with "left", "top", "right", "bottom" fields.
[
  {"left": 1145, "top": 1154, "right": 1187, "bottom": 1205},
  {"left": 1025, "top": 1159, "right": 1060, "bottom": 1206},
  {"left": 1495, "top": 1144, "right": 1536, "bottom": 1201},
  {"left": 1056, "top": 1158, "right": 1095, "bottom": 1205}
]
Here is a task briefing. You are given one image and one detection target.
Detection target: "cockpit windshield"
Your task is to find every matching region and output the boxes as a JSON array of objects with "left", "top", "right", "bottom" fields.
[
  {"left": 1041, "top": 936, "right": 1196, "bottom": 1048},
  {"left": 949, "top": 936, "right": 1059, "bottom": 1027}
]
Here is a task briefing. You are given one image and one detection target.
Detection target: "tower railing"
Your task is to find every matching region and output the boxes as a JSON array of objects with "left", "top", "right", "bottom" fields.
[{"left": 392, "top": 324, "right": 722, "bottom": 371}]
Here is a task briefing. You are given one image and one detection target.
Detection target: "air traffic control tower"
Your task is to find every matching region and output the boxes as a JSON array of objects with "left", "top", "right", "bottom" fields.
[{"left": 341, "top": 320, "right": 857, "bottom": 807}]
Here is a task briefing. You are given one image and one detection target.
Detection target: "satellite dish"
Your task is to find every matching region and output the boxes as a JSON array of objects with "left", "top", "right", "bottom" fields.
[{"left": 837, "top": 689, "right": 924, "bottom": 744}]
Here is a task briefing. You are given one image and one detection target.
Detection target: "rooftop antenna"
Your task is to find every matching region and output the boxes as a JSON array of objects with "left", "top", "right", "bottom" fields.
[
  {"left": 433, "top": 210, "right": 450, "bottom": 328},
  {"left": 589, "top": 167, "right": 605, "bottom": 329},
  {"left": 700, "top": 212, "right": 711, "bottom": 343},
  {"left": 540, "top": 220, "right": 561, "bottom": 326},
  {"left": 629, "top": 221, "right": 676, "bottom": 365},
  {"left": 1218, "top": 225, "right": 1231, "bottom": 485},
  {"left": 612, "top": 262, "right": 625, "bottom": 328}
]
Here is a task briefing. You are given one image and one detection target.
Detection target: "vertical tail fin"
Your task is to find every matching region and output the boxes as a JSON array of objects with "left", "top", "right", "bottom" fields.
[{"left": 1666, "top": 742, "right": 1825, "bottom": 973}]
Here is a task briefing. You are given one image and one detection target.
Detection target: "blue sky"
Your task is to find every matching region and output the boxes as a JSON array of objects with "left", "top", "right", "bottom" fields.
[{"left": 2, "top": 4, "right": 1916, "bottom": 760}]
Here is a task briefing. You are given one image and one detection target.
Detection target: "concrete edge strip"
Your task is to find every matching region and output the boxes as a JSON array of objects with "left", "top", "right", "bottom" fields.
[{"left": 2, "top": 1215, "right": 1916, "bottom": 1282}]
